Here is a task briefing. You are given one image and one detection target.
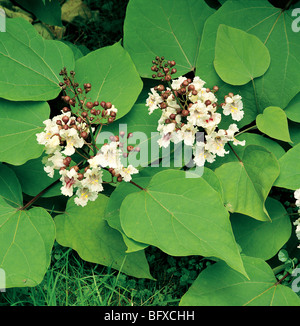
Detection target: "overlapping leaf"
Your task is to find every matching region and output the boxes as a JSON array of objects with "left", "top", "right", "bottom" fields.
[
  {"left": 0, "top": 99, "right": 50, "bottom": 165},
  {"left": 74, "top": 42, "right": 143, "bottom": 121},
  {"left": 0, "top": 17, "right": 74, "bottom": 101},
  {"left": 120, "top": 169, "right": 247, "bottom": 277},
  {"left": 274, "top": 143, "right": 300, "bottom": 190},
  {"left": 55, "top": 194, "right": 153, "bottom": 279},
  {"left": 214, "top": 24, "right": 270, "bottom": 85},
  {"left": 180, "top": 256, "right": 300, "bottom": 306},
  {"left": 215, "top": 145, "right": 280, "bottom": 221},
  {"left": 231, "top": 197, "right": 291, "bottom": 260},
  {"left": 0, "top": 165, "right": 55, "bottom": 288},
  {"left": 197, "top": 0, "right": 300, "bottom": 127},
  {"left": 256, "top": 106, "right": 292, "bottom": 143},
  {"left": 123, "top": 0, "right": 215, "bottom": 77}
]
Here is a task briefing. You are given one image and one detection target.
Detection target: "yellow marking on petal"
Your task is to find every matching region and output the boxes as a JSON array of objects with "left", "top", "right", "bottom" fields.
[{"left": 230, "top": 105, "right": 238, "bottom": 112}]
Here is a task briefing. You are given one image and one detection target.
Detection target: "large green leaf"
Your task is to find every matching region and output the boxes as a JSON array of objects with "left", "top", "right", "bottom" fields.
[
  {"left": 274, "top": 143, "right": 300, "bottom": 190},
  {"left": 0, "top": 99, "right": 50, "bottom": 165},
  {"left": 214, "top": 24, "right": 270, "bottom": 85},
  {"left": 197, "top": 0, "right": 300, "bottom": 127},
  {"left": 215, "top": 145, "right": 280, "bottom": 221},
  {"left": 180, "top": 256, "right": 300, "bottom": 306},
  {"left": 14, "top": 0, "right": 62, "bottom": 26},
  {"left": 231, "top": 197, "right": 292, "bottom": 260},
  {"left": 74, "top": 42, "right": 143, "bottom": 121},
  {"left": 123, "top": 0, "right": 215, "bottom": 77},
  {"left": 0, "top": 17, "right": 75, "bottom": 101},
  {"left": 104, "top": 177, "right": 151, "bottom": 253},
  {"left": 0, "top": 165, "right": 55, "bottom": 288},
  {"left": 0, "top": 164, "right": 23, "bottom": 208},
  {"left": 120, "top": 169, "right": 246, "bottom": 277},
  {"left": 285, "top": 93, "right": 300, "bottom": 123},
  {"left": 10, "top": 154, "right": 62, "bottom": 198},
  {"left": 256, "top": 106, "right": 292, "bottom": 143},
  {"left": 55, "top": 194, "right": 153, "bottom": 279}
]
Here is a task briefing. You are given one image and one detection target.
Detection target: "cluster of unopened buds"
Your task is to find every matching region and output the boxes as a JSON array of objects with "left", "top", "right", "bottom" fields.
[
  {"left": 146, "top": 56, "right": 246, "bottom": 167},
  {"left": 36, "top": 68, "right": 139, "bottom": 207}
]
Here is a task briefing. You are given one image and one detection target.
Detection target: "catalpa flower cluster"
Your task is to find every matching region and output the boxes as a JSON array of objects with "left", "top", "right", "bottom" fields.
[
  {"left": 37, "top": 111, "right": 139, "bottom": 207},
  {"left": 146, "top": 57, "right": 245, "bottom": 167},
  {"left": 37, "top": 68, "right": 139, "bottom": 207}
]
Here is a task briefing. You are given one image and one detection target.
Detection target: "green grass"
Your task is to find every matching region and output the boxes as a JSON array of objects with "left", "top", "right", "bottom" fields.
[{"left": 0, "top": 243, "right": 208, "bottom": 306}]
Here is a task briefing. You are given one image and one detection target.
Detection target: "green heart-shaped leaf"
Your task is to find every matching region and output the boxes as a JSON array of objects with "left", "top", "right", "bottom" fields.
[
  {"left": 256, "top": 106, "right": 292, "bottom": 142},
  {"left": 215, "top": 145, "right": 280, "bottom": 221},
  {"left": 214, "top": 24, "right": 270, "bottom": 85},
  {"left": 120, "top": 169, "right": 247, "bottom": 277}
]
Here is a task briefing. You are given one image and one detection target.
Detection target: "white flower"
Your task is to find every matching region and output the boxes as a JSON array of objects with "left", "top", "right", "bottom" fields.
[
  {"left": 90, "top": 142, "right": 122, "bottom": 169},
  {"left": 193, "top": 141, "right": 216, "bottom": 167},
  {"left": 187, "top": 102, "right": 209, "bottom": 126},
  {"left": 60, "top": 128, "right": 85, "bottom": 156},
  {"left": 74, "top": 187, "right": 98, "bottom": 207},
  {"left": 225, "top": 124, "right": 245, "bottom": 147},
  {"left": 295, "top": 189, "right": 300, "bottom": 207},
  {"left": 171, "top": 76, "right": 187, "bottom": 90},
  {"left": 191, "top": 76, "right": 205, "bottom": 91},
  {"left": 105, "top": 105, "right": 118, "bottom": 117},
  {"left": 116, "top": 165, "right": 139, "bottom": 182},
  {"left": 146, "top": 88, "right": 163, "bottom": 114},
  {"left": 166, "top": 93, "right": 180, "bottom": 110},
  {"left": 44, "top": 165, "right": 55, "bottom": 178},
  {"left": 158, "top": 133, "right": 172, "bottom": 148},
  {"left": 81, "top": 167, "right": 103, "bottom": 193},
  {"left": 176, "top": 123, "right": 198, "bottom": 146},
  {"left": 222, "top": 95, "right": 244, "bottom": 121},
  {"left": 205, "top": 130, "right": 229, "bottom": 157},
  {"left": 59, "top": 168, "right": 79, "bottom": 197}
]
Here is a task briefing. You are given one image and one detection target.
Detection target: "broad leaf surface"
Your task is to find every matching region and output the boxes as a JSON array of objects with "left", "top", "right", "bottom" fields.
[
  {"left": 274, "top": 143, "right": 300, "bottom": 190},
  {"left": 214, "top": 24, "right": 270, "bottom": 85},
  {"left": 0, "top": 99, "right": 50, "bottom": 165},
  {"left": 256, "top": 106, "right": 292, "bottom": 143},
  {"left": 197, "top": 0, "right": 300, "bottom": 128},
  {"left": 285, "top": 93, "right": 300, "bottom": 123},
  {"left": 10, "top": 154, "right": 62, "bottom": 198},
  {"left": 123, "top": 0, "right": 215, "bottom": 77},
  {"left": 0, "top": 166, "right": 55, "bottom": 288},
  {"left": 55, "top": 194, "right": 153, "bottom": 279},
  {"left": 0, "top": 17, "right": 75, "bottom": 101},
  {"left": 231, "top": 197, "right": 291, "bottom": 260},
  {"left": 120, "top": 169, "right": 246, "bottom": 277},
  {"left": 180, "top": 256, "right": 300, "bottom": 306},
  {"left": 74, "top": 42, "right": 143, "bottom": 121},
  {"left": 215, "top": 145, "right": 280, "bottom": 221}
]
